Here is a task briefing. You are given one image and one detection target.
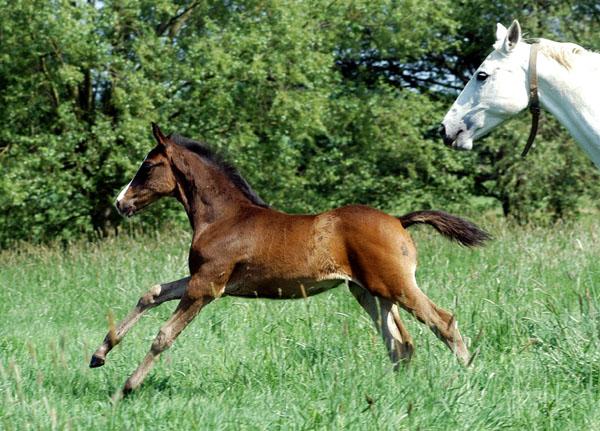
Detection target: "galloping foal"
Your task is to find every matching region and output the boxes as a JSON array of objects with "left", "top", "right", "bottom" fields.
[{"left": 91, "top": 123, "right": 490, "bottom": 397}]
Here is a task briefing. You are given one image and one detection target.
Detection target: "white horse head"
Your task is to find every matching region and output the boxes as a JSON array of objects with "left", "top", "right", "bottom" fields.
[
  {"left": 440, "top": 20, "right": 600, "bottom": 168},
  {"left": 440, "top": 21, "right": 531, "bottom": 150}
]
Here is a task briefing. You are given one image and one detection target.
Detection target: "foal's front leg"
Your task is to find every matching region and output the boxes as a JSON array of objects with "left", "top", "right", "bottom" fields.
[
  {"left": 90, "top": 276, "right": 190, "bottom": 368},
  {"left": 118, "top": 289, "right": 214, "bottom": 398}
]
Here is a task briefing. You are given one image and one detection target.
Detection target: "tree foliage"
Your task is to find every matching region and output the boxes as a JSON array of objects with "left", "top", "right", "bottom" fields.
[{"left": 0, "top": 0, "right": 599, "bottom": 247}]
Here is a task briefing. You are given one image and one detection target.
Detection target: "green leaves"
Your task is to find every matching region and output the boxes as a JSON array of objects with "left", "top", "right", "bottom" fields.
[{"left": 0, "top": 0, "right": 598, "bottom": 246}]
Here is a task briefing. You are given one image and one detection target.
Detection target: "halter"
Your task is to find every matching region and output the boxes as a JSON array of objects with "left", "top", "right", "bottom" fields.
[{"left": 521, "top": 43, "right": 540, "bottom": 157}]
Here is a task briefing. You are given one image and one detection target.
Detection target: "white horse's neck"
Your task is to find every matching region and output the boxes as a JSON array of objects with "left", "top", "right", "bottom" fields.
[{"left": 535, "top": 45, "right": 600, "bottom": 168}]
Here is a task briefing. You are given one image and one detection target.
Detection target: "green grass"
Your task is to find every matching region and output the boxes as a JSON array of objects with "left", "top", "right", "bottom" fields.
[{"left": 1, "top": 216, "right": 600, "bottom": 430}]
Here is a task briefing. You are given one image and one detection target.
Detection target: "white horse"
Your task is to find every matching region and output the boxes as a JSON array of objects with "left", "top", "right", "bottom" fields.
[{"left": 440, "top": 20, "right": 600, "bottom": 168}]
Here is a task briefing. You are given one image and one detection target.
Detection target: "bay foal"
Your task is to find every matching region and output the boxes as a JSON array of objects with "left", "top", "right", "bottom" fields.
[{"left": 91, "top": 123, "right": 490, "bottom": 396}]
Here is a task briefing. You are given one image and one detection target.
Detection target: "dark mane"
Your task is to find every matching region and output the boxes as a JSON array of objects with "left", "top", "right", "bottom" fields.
[{"left": 167, "top": 133, "right": 272, "bottom": 209}]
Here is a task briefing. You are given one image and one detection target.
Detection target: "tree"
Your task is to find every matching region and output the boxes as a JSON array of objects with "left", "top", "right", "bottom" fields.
[{"left": 0, "top": 0, "right": 598, "bottom": 247}]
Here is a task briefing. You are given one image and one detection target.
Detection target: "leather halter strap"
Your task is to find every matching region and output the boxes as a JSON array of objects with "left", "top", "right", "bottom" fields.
[{"left": 521, "top": 43, "right": 540, "bottom": 157}]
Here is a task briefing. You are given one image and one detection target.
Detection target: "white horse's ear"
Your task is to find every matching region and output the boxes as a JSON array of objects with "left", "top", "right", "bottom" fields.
[
  {"left": 503, "top": 20, "right": 521, "bottom": 52},
  {"left": 495, "top": 23, "right": 507, "bottom": 43}
]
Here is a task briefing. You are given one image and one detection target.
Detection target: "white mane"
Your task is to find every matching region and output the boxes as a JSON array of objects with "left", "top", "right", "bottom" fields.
[{"left": 533, "top": 38, "right": 599, "bottom": 70}]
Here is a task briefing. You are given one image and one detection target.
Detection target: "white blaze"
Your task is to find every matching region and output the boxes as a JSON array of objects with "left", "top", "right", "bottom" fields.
[
  {"left": 116, "top": 180, "right": 132, "bottom": 203},
  {"left": 116, "top": 155, "right": 148, "bottom": 204}
]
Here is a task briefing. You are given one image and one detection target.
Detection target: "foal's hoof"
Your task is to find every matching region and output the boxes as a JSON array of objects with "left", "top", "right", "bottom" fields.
[{"left": 89, "top": 355, "right": 106, "bottom": 368}]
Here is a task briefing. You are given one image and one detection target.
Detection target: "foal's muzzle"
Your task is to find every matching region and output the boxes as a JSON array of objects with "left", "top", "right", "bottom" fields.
[{"left": 115, "top": 199, "right": 135, "bottom": 218}]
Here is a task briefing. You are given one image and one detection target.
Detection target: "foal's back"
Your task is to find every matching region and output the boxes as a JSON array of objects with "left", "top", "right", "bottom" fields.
[{"left": 220, "top": 204, "right": 415, "bottom": 299}]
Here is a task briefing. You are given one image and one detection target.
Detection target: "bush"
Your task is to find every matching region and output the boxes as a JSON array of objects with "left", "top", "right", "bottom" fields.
[{"left": 0, "top": 0, "right": 598, "bottom": 247}]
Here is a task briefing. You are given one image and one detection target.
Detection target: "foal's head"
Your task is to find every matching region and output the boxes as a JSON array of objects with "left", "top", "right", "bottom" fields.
[
  {"left": 116, "top": 123, "right": 271, "bottom": 218},
  {"left": 115, "top": 123, "right": 177, "bottom": 217}
]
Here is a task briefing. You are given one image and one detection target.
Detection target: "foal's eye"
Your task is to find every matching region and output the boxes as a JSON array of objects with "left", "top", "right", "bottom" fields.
[
  {"left": 476, "top": 71, "right": 489, "bottom": 81},
  {"left": 141, "top": 163, "right": 155, "bottom": 174}
]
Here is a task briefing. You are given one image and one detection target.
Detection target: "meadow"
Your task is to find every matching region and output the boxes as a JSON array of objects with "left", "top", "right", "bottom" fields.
[{"left": 1, "top": 214, "right": 600, "bottom": 430}]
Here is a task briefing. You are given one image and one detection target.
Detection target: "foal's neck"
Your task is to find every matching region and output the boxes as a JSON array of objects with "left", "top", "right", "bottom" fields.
[
  {"left": 537, "top": 51, "right": 600, "bottom": 168},
  {"left": 171, "top": 151, "right": 253, "bottom": 233}
]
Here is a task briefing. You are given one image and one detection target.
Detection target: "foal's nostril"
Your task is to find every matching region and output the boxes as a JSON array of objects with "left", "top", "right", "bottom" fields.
[{"left": 439, "top": 124, "right": 446, "bottom": 138}]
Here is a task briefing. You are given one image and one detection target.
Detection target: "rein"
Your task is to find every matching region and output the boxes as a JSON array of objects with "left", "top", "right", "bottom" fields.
[{"left": 521, "top": 43, "right": 540, "bottom": 157}]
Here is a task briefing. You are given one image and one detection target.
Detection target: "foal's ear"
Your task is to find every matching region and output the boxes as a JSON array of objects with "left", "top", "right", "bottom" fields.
[{"left": 151, "top": 122, "right": 169, "bottom": 149}]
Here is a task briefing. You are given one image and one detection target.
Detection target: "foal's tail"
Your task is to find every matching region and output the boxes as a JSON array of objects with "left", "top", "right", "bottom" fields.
[{"left": 398, "top": 210, "right": 491, "bottom": 247}]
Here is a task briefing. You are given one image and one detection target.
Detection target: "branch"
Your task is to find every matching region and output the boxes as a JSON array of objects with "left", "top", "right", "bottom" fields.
[
  {"left": 39, "top": 54, "right": 60, "bottom": 107},
  {"left": 156, "top": 2, "right": 199, "bottom": 38}
]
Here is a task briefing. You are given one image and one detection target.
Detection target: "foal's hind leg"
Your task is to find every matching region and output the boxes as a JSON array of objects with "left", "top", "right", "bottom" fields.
[
  {"left": 394, "top": 276, "right": 469, "bottom": 364},
  {"left": 349, "top": 283, "right": 414, "bottom": 369},
  {"left": 90, "top": 276, "right": 190, "bottom": 368}
]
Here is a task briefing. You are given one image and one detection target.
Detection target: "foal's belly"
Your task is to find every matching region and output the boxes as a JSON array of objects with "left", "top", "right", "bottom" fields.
[{"left": 224, "top": 276, "right": 347, "bottom": 299}]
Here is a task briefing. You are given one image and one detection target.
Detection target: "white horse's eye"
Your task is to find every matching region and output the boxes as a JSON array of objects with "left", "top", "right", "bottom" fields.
[{"left": 476, "top": 72, "right": 489, "bottom": 81}]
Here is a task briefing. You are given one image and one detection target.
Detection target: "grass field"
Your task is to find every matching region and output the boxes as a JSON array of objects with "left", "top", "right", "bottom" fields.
[{"left": 1, "top": 215, "right": 600, "bottom": 430}]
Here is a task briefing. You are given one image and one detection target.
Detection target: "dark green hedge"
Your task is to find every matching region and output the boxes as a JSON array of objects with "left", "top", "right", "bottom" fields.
[{"left": 1, "top": 0, "right": 598, "bottom": 247}]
